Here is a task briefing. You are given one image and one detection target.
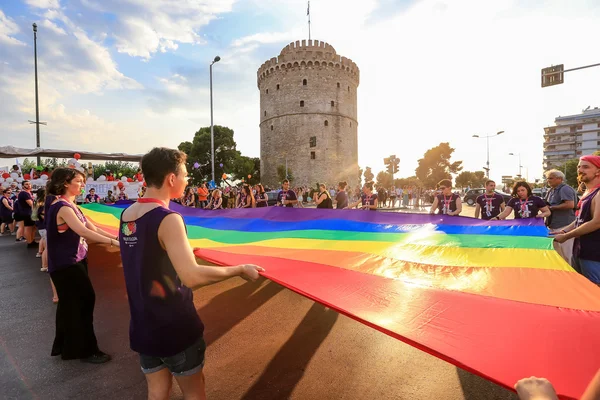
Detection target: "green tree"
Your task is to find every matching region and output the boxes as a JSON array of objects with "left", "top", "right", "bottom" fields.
[
  {"left": 363, "top": 167, "right": 374, "bottom": 183},
  {"left": 376, "top": 171, "right": 393, "bottom": 189},
  {"left": 277, "top": 165, "right": 293, "bottom": 183},
  {"left": 455, "top": 171, "right": 474, "bottom": 189},
  {"left": 415, "top": 142, "right": 463, "bottom": 188},
  {"left": 394, "top": 176, "right": 421, "bottom": 188},
  {"left": 177, "top": 125, "right": 247, "bottom": 186}
]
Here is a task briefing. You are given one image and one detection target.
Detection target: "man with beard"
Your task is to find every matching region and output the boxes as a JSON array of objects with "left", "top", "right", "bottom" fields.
[
  {"left": 553, "top": 155, "right": 600, "bottom": 286},
  {"left": 475, "top": 180, "right": 505, "bottom": 220}
]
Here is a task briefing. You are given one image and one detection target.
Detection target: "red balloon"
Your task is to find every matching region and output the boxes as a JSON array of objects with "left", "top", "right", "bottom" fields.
[
  {"left": 2, "top": 173, "right": 9, "bottom": 179},
  {"left": 24, "top": 174, "right": 31, "bottom": 180},
  {"left": 74, "top": 153, "right": 81, "bottom": 160},
  {"left": 117, "top": 182, "right": 124, "bottom": 188},
  {"left": 127, "top": 178, "right": 133, "bottom": 182},
  {"left": 143, "top": 181, "right": 147, "bottom": 187}
]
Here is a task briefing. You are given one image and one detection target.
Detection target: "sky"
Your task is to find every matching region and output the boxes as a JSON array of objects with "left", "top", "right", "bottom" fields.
[{"left": 1, "top": 0, "right": 599, "bottom": 183}]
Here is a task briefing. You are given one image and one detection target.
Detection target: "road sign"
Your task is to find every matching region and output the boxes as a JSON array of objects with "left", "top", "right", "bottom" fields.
[{"left": 541, "top": 64, "right": 564, "bottom": 88}]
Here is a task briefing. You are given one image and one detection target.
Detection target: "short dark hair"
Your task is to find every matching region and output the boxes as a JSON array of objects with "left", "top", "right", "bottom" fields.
[
  {"left": 511, "top": 181, "right": 533, "bottom": 198},
  {"left": 141, "top": 147, "right": 187, "bottom": 189},
  {"left": 108, "top": 190, "right": 113, "bottom": 194},
  {"left": 22, "top": 180, "right": 30, "bottom": 185},
  {"left": 364, "top": 181, "right": 374, "bottom": 191},
  {"left": 282, "top": 179, "right": 289, "bottom": 184},
  {"left": 2, "top": 188, "right": 11, "bottom": 194},
  {"left": 438, "top": 179, "right": 452, "bottom": 188},
  {"left": 47, "top": 168, "right": 86, "bottom": 196},
  {"left": 485, "top": 180, "right": 495, "bottom": 186},
  {"left": 338, "top": 181, "right": 347, "bottom": 189}
]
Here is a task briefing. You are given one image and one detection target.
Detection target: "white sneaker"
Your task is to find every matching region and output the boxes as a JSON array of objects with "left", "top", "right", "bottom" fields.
[
  {"left": 35, "top": 253, "right": 42, "bottom": 258},
  {"left": 40, "top": 267, "right": 48, "bottom": 272}
]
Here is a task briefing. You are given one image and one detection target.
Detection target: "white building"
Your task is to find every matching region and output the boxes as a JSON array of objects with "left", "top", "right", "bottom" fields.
[{"left": 543, "top": 107, "right": 600, "bottom": 170}]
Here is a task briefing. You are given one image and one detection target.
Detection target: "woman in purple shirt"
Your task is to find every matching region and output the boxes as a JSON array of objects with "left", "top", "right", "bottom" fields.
[
  {"left": 0, "top": 187, "right": 15, "bottom": 235},
  {"left": 119, "top": 148, "right": 263, "bottom": 399},
  {"left": 46, "top": 168, "right": 120, "bottom": 364},
  {"left": 496, "top": 181, "right": 550, "bottom": 220}
]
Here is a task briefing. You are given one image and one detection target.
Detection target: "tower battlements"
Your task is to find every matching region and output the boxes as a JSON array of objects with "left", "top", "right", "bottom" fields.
[{"left": 257, "top": 39, "right": 359, "bottom": 86}]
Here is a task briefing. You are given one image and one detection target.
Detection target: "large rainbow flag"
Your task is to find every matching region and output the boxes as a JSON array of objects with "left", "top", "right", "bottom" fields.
[{"left": 81, "top": 201, "right": 600, "bottom": 399}]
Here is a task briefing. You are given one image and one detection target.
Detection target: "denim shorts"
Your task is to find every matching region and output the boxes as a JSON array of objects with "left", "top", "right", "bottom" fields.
[
  {"left": 139, "top": 337, "right": 206, "bottom": 376},
  {"left": 574, "top": 258, "right": 600, "bottom": 284}
]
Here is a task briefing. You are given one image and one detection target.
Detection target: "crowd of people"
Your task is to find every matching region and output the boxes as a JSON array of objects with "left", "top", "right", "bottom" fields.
[{"left": 1, "top": 151, "right": 600, "bottom": 399}]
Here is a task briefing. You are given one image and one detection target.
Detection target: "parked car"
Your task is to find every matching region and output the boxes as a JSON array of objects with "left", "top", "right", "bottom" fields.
[
  {"left": 266, "top": 190, "right": 279, "bottom": 206},
  {"left": 463, "top": 188, "right": 511, "bottom": 206},
  {"left": 532, "top": 187, "right": 548, "bottom": 198}
]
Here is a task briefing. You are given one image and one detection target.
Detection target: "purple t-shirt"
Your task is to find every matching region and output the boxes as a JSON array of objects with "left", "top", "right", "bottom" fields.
[
  {"left": 85, "top": 194, "right": 100, "bottom": 203},
  {"left": 506, "top": 196, "right": 546, "bottom": 219},
  {"left": 0, "top": 196, "right": 13, "bottom": 218},
  {"left": 46, "top": 201, "right": 88, "bottom": 272},
  {"left": 476, "top": 193, "right": 504, "bottom": 220},
  {"left": 360, "top": 192, "right": 378, "bottom": 211},
  {"left": 119, "top": 207, "right": 204, "bottom": 357},
  {"left": 277, "top": 189, "right": 297, "bottom": 207},
  {"left": 17, "top": 191, "right": 33, "bottom": 216},
  {"left": 436, "top": 193, "right": 459, "bottom": 215},
  {"left": 573, "top": 188, "right": 600, "bottom": 261}
]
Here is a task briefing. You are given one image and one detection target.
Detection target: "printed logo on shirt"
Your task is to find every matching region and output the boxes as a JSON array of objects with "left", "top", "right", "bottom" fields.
[{"left": 122, "top": 221, "right": 137, "bottom": 236}]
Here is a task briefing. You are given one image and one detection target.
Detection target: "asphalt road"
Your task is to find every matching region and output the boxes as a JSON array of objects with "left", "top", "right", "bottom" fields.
[{"left": 0, "top": 232, "right": 518, "bottom": 400}]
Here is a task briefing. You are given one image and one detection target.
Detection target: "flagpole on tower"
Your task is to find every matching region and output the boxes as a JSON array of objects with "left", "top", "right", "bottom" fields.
[{"left": 307, "top": 1, "right": 311, "bottom": 40}]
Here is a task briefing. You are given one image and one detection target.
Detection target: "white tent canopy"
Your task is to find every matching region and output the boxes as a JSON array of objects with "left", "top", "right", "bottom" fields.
[{"left": 0, "top": 146, "right": 143, "bottom": 162}]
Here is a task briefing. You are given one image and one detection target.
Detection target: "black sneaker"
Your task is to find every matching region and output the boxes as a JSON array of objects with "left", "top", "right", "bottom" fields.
[
  {"left": 16, "top": 237, "right": 25, "bottom": 242},
  {"left": 26, "top": 242, "right": 38, "bottom": 248},
  {"left": 80, "top": 351, "right": 112, "bottom": 364}
]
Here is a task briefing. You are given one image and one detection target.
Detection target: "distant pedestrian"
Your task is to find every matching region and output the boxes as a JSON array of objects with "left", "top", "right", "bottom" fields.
[{"left": 335, "top": 181, "right": 349, "bottom": 209}]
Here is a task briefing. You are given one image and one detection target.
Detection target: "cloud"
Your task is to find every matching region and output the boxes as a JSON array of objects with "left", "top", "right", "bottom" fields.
[
  {"left": 231, "top": 32, "right": 297, "bottom": 48},
  {"left": 25, "top": 0, "right": 61, "bottom": 9},
  {"left": 40, "top": 19, "right": 66, "bottom": 35},
  {"left": 0, "top": 9, "right": 26, "bottom": 46}
]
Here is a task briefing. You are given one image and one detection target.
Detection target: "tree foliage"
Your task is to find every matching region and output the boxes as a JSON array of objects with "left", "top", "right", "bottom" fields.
[
  {"left": 358, "top": 167, "right": 363, "bottom": 187},
  {"left": 455, "top": 170, "right": 488, "bottom": 189},
  {"left": 376, "top": 171, "right": 393, "bottom": 188},
  {"left": 363, "top": 167, "right": 374, "bottom": 183},
  {"left": 277, "top": 165, "right": 294, "bottom": 184},
  {"left": 394, "top": 176, "right": 421, "bottom": 188},
  {"left": 177, "top": 125, "right": 258, "bottom": 186},
  {"left": 415, "top": 143, "right": 463, "bottom": 188}
]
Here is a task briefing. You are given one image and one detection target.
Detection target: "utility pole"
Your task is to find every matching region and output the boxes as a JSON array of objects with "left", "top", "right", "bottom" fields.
[
  {"left": 30, "top": 23, "right": 47, "bottom": 166},
  {"left": 209, "top": 56, "right": 221, "bottom": 184}
]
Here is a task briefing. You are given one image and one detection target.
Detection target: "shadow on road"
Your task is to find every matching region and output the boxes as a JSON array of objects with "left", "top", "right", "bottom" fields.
[
  {"left": 199, "top": 278, "right": 284, "bottom": 346},
  {"left": 241, "top": 303, "right": 339, "bottom": 400},
  {"left": 457, "top": 367, "right": 518, "bottom": 400}
]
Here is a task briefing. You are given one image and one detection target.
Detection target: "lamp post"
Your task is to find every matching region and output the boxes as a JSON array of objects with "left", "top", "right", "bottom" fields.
[
  {"left": 209, "top": 55, "right": 221, "bottom": 183},
  {"left": 472, "top": 131, "right": 504, "bottom": 177},
  {"left": 508, "top": 152, "right": 522, "bottom": 178},
  {"left": 33, "top": 23, "right": 41, "bottom": 166}
]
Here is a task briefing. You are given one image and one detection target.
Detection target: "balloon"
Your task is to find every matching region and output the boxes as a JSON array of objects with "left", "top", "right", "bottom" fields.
[
  {"left": 6, "top": 178, "right": 13, "bottom": 183},
  {"left": 87, "top": 177, "right": 94, "bottom": 182},
  {"left": 68, "top": 158, "right": 76, "bottom": 165},
  {"left": 143, "top": 181, "right": 147, "bottom": 187},
  {"left": 1, "top": 173, "right": 9, "bottom": 179},
  {"left": 248, "top": 175, "right": 252, "bottom": 179},
  {"left": 74, "top": 153, "right": 81, "bottom": 160},
  {"left": 24, "top": 174, "right": 31, "bottom": 180},
  {"left": 0, "top": 178, "right": 4, "bottom": 183},
  {"left": 117, "top": 181, "right": 124, "bottom": 188},
  {"left": 127, "top": 178, "right": 133, "bottom": 182},
  {"left": 219, "top": 163, "right": 223, "bottom": 168},
  {"left": 222, "top": 173, "right": 227, "bottom": 180},
  {"left": 40, "top": 175, "right": 48, "bottom": 180},
  {"left": 68, "top": 165, "right": 75, "bottom": 169},
  {"left": 121, "top": 176, "right": 127, "bottom": 182},
  {"left": 118, "top": 173, "right": 123, "bottom": 177},
  {"left": 10, "top": 173, "right": 18, "bottom": 179},
  {"left": 193, "top": 162, "right": 200, "bottom": 169},
  {"left": 16, "top": 178, "right": 23, "bottom": 183},
  {"left": 97, "top": 175, "right": 106, "bottom": 181}
]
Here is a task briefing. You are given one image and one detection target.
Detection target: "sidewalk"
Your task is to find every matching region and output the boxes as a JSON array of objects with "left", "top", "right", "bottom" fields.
[{"left": 0, "top": 234, "right": 516, "bottom": 400}]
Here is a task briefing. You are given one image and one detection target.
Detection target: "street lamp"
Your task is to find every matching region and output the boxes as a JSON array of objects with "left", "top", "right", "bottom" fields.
[
  {"left": 508, "top": 152, "right": 522, "bottom": 178},
  {"left": 32, "top": 23, "right": 41, "bottom": 165},
  {"left": 209, "top": 55, "right": 221, "bottom": 183},
  {"left": 472, "top": 131, "right": 504, "bottom": 176}
]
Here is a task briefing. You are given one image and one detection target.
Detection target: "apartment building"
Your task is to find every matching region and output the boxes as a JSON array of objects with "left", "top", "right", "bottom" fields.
[{"left": 543, "top": 107, "right": 600, "bottom": 169}]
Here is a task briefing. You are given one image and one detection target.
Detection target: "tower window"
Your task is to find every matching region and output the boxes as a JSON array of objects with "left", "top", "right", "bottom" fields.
[
  {"left": 271, "top": 125, "right": 273, "bottom": 131},
  {"left": 348, "top": 86, "right": 350, "bottom": 91},
  {"left": 300, "top": 101, "right": 305, "bottom": 107},
  {"left": 264, "top": 111, "right": 267, "bottom": 116},
  {"left": 277, "top": 84, "right": 280, "bottom": 90},
  {"left": 266, "top": 89, "right": 269, "bottom": 94},
  {"left": 331, "top": 101, "right": 335, "bottom": 107},
  {"left": 324, "top": 120, "right": 328, "bottom": 126},
  {"left": 303, "top": 79, "right": 307, "bottom": 86},
  {"left": 337, "top": 82, "right": 340, "bottom": 88},
  {"left": 310, "top": 136, "right": 316, "bottom": 147},
  {"left": 310, "top": 151, "right": 316, "bottom": 159}
]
